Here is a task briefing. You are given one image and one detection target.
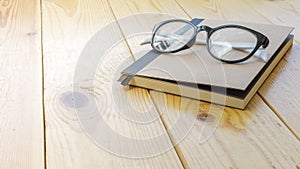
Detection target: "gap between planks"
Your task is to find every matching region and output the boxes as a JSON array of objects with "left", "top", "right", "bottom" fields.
[
  {"left": 106, "top": 0, "right": 135, "bottom": 62},
  {"left": 105, "top": 0, "right": 188, "bottom": 168},
  {"left": 148, "top": 92, "right": 190, "bottom": 169},
  {"left": 258, "top": 92, "right": 300, "bottom": 141},
  {"left": 39, "top": 0, "right": 47, "bottom": 168}
]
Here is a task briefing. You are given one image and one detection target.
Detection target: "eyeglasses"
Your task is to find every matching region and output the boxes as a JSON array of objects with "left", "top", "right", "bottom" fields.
[{"left": 142, "top": 18, "right": 270, "bottom": 63}]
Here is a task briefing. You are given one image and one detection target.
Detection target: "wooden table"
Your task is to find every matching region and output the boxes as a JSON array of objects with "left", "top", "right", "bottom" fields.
[{"left": 1, "top": 0, "right": 300, "bottom": 168}]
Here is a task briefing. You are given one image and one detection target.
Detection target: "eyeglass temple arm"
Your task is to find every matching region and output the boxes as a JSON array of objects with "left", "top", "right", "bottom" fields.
[
  {"left": 140, "top": 37, "right": 268, "bottom": 61},
  {"left": 141, "top": 35, "right": 258, "bottom": 49},
  {"left": 202, "top": 40, "right": 268, "bottom": 61}
]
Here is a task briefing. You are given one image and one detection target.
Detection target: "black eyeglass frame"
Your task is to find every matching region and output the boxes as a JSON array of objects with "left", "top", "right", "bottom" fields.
[{"left": 151, "top": 19, "right": 270, "bottom": 64}]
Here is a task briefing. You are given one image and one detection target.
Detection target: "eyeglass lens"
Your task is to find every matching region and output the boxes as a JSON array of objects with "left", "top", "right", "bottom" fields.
[
  {"left": 152, "top": 21, "right": 195, "bottom": 52},
  {"left": 208, "top": 27, "right": 257, "bottom": 61}
]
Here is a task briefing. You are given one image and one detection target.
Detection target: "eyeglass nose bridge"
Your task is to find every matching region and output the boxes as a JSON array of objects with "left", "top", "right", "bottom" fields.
[{"left": 196, "top": 25, "right": 212, "bottom": 32}]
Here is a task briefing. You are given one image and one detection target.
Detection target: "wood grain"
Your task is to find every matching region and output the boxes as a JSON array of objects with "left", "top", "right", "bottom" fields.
[
  {"left": 175, "top": 0, "right": 271, "bottom": 23},
  {"left": 150, "top": 91, "right": 300, "bottom": 169},
  {"left": 0, "top": 0, "right": 44, "bottom": 169},
  {"left": 1, "top": 0, "right": 299, "bottom": 168},
  {"left": 42, "top": 0, "right": 182, "bottom": 168}
]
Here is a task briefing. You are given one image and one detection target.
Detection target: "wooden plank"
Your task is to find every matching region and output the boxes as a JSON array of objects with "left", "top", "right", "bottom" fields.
[
  {"left": 175, "top": 0, "right": 300, "bottom": 138},
  {"left": 0, "top": 0, "right": 44, "bottom": 169},
  {"left": 242, "top": 0, "right": 300, "bottom": 139},
  {"left": 150, "top": 91, "right": 300, "bottom": 169},
  {"left": 42, "top": 0, "right": 182, "bottom": 168},
  {"left": 174, "top": 0, "right": 270, "bottom": 23},
  {"left": 259, "top": 43, "right": 300, "bottom": 139}
]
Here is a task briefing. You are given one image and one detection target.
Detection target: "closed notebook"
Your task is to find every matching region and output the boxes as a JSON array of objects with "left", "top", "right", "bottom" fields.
[{"left": 119, "top": 19, "right": 294, "bottom": 109}]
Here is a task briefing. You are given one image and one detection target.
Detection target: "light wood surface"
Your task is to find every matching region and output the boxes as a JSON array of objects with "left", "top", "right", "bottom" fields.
[
  {"left": 0, "top": 0, "right": 44, "bottom": 169},
  {"left": 42, "top": 0, "right": 182, "bottom": 168},
  {"left": 150, "top": 92, "right": 300, "bottom": 169},
  {"left": 1, "top": 0, "right": 300, "bottom": 168}
]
